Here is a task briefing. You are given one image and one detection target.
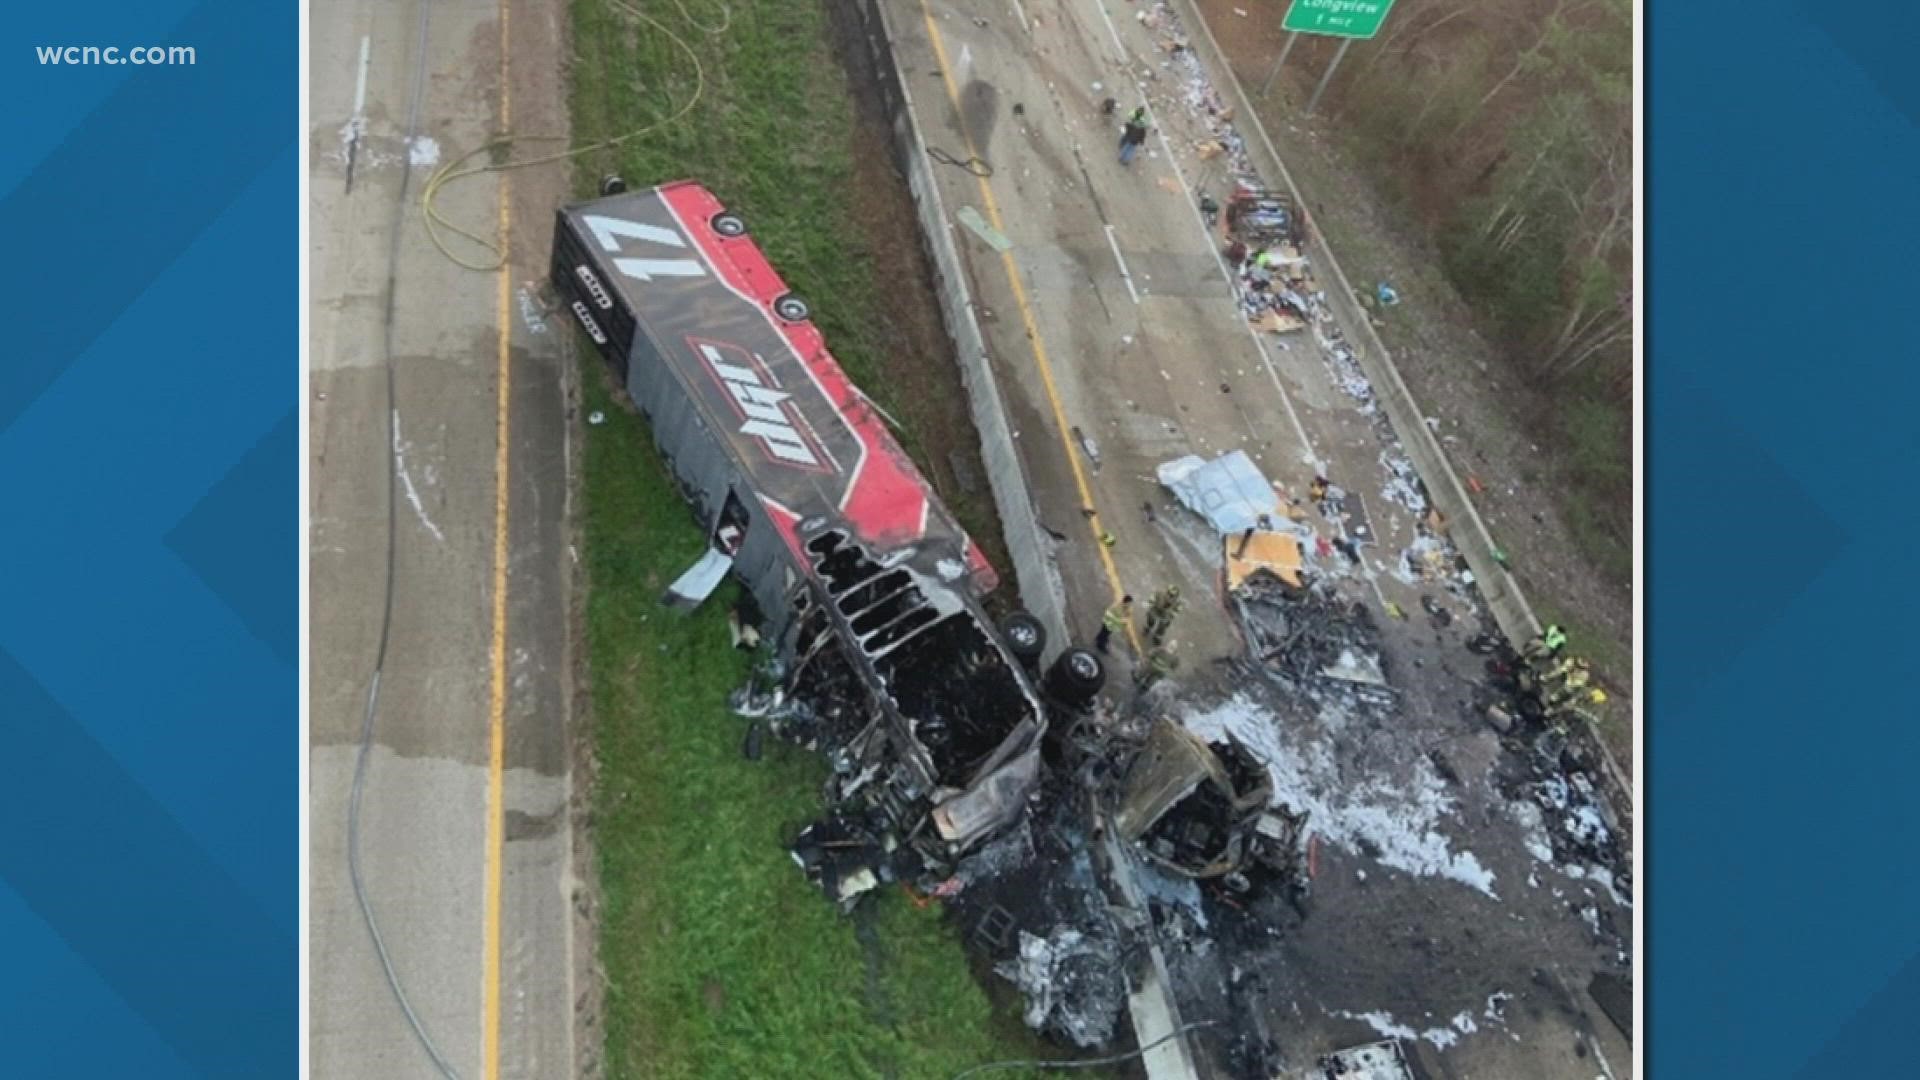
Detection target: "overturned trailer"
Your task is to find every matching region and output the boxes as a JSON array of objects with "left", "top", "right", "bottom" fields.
[{"left": 551, "top": 181, "right": 1080, "bottom": 880}]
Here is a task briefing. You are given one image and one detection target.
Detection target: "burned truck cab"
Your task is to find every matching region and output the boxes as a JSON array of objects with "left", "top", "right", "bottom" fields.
[
  {"left": 551, "top": 180, "right": 1054, "bottom": 900},
  {"left": 1113, "top": 717, "right": 1310, "bottom": 892},
  {"left": 774, "top": 523, "right": 1049, "bottom": 873}
]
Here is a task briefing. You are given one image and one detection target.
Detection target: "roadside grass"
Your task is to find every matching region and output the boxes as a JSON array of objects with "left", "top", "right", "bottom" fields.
[
  {"left": 582, "top": 367, "right": 1058, "bottom": 1079},
  {"left": 569, "top": 0, "right": 890, "bottom": 387},
  {"left": 571, "top": 2, "right": 1068, "bottom": 1076},
  {"left": 1532, "top": 598, "right": 1634, "bottom": 760},
  {"left": 571, "top": 0, "right": 1010, "bottom": 587},
  {"left": 1559, "top": 393, "right": 1633, "bottom": 587}
]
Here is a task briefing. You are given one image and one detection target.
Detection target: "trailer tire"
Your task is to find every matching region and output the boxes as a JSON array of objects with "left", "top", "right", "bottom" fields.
[
  {"left": 773, "top": 294, "right": 812, "bottom": 322},
  {"left": 999, "top": 612, "right": 1047, "bottom": 666},
  {"left": 712, "top": 212, "right": 748, "bottom": 237},
  {"left": 1044, "top": 647, "right": 1106, "bottom": 708},
  {"left": 600, "top": 174, "right": 629, "bottom": 196},
  {"left": 1060, "top": 648, "right": 1104, "bottom": 691}
]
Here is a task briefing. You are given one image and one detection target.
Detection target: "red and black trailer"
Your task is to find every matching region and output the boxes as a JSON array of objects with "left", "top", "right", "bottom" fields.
[{"left": 551, "top": 182, "right": 1100, "bottom": 872}]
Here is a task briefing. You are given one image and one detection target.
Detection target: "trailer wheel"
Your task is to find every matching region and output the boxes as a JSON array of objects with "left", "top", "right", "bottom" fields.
[
  {"left": 712, "top": 212, "right": 748, "bottom": 237},
  {"left": 774, "top": 294, "right": 812, "bottom": 322},
  {"left": 1044, "top": 646, "right": 1106, "bottom": 708},
  {"left": 600, "top": 174, "right": 628, "bottom": 196},
  {"left": 1062, "top": 649, "right": 1104, "bottom": 690},
  {"left": 999, "top": 612, "right": 1046, "bottom": 666}
]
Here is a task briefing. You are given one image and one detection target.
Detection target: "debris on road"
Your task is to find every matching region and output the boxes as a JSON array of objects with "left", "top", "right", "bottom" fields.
[
  {"left": 555, "top": 23, "right": 1636, "bottom": 1071},
  {"left": 956, "top": 205, "right": 1012, "bottom": 251},
  {"left": 997, "top": 927, "right": 1130, "bottom": 1047},
  {"left": 1157, "top": 450, "right": 1283, "bottom": 535},
  {"left": 1114, "top": 718, "right": 1307, "bottom": 883},
  {"left": 1073, "top": 425, "right": 1103, "bottom": 471},
  {"left": 1231, "top": 571, "right": 1389, "bottom": 698},
  {"left": 1319, "top": 1039, "right": 1416, "bottom": 1080},
  {"left": 1185, "top": 692, "right": 1499, "bottom": 898},
  {"left": 1225, "top": 529, "right": 1304, "bottom": 589}
]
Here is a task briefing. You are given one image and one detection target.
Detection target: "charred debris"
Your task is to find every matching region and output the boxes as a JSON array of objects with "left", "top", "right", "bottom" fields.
[
  {"left": 553, "top": 184, "right": 1479, "bottom": 1069},
  {"left": 546, "top": 182, "right": 1311, "bottom": 1062},
  {"left": 719, "top": 523, "right": 1317, "bottom": 1057}
]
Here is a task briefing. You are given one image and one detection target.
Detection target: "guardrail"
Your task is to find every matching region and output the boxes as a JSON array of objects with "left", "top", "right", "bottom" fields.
[
  {"left": 850, "top": 0, "right": 1071, "bottom": 653},
  {"left": 848, "top": 6, "right": 1205, "bottom": 1077}
]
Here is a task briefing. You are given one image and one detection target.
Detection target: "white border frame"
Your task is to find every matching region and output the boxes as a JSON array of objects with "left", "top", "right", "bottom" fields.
[
  {"left": 297, "top": 0, "right": 312, "bottom": 1074},
  {"left": 1631, "top": 0, "right": 1646, "bottom": 1069}
]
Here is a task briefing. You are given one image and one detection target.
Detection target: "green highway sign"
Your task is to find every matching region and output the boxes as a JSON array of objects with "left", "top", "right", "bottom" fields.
[{"left": 1281, "top": 0, "right": 1397, "bottom": 40}]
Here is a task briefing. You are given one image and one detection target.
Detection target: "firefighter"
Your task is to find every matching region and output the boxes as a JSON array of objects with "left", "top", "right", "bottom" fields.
[
  {"left": 1545, "top": 662, "right": 1592, "bottom": 710},
  {"left": 1522, "top": 623, "right": 1569, "bottom": 661},
  {"left": 1546, "top": 687, "right": 1609, "bottom": 728},
  {"left": 1144, "top": 585, "right": 1183, "bottom": 646},
  {"left": 1095, "top": 594, "right": 1134, "bottom": 654},
  {"left": 1534, "top": 652, "right": 1578, "bottom": 686},
  {"left": 1134, "top": 643, "right": 1180, "bottom": 693}
]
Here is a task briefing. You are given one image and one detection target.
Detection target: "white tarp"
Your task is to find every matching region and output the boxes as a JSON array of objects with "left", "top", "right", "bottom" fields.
[{"left": 1157, "top": 451, "right": 1280, "bottom": 535}]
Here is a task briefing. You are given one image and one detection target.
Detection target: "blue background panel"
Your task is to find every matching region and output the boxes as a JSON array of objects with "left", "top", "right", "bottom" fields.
[
  {"left": 0, "top": 1, "right": 295, "bottom": 1076},
  {"left": 0, "top": 0, "right": 1915, "bottom": 1074},
  {"left": 1651, "top": 1, "right": 1919, "bottom": 1076}
]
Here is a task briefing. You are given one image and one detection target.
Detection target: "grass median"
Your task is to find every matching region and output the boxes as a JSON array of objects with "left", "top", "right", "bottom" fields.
[{"left": 571, "top": 1, "right": 1070, "bottom": 1076}]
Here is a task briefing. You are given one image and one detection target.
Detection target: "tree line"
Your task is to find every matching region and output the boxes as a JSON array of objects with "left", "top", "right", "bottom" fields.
[
  {"left": 1284, "top": 0, "right": 1632, "bottom": 390},
  {"left": 1263, "top": 0, "right": 1632, "bottom": 575}
]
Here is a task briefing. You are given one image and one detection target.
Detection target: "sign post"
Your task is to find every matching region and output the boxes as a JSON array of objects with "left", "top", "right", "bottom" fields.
[
  {"left": 1306, "top": 38, "right": 1353, "bottom": 115},
  {"left": 1260, "top": 33, "right": 1302, "bottom": 97},
  {"left": 1269, "top": 0, "right": 1397, "bottom": 114}
]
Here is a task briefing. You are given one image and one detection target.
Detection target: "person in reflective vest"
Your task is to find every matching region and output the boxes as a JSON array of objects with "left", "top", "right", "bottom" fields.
[
  {"left": 1119, "top": 116, "right": 1149, "bottom": 166},
  {"left": 1135, "top": 643, "right": 1180, "bottom": 693},
  {"left": 1096, "top": 595, "right": 1134, "bottom": 654},
  {"left": 1546, "top": 662, "right": 1592, "bottom": 708},
  {"left": 1523, "top": 623, "right": 1568, "bottom": 660},
  {"left": 1145, "top": 585, "right": 1183, "bottom": 646}
]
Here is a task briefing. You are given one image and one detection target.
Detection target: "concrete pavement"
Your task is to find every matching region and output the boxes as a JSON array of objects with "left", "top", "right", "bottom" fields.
[
  {"left": 308, "top": 1, "right": 576, "bottom": 1077},
  {"left": 891, "top": 0, "right": 1437, "bottom": 672},
  {"left": 885, "top": 0, "right": 1632, "bottom": 1074}
]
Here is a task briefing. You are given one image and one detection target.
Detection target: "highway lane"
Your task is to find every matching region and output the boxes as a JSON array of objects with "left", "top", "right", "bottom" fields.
[
  {"left": 887, "top": 0, "right": 1634, "bottom": 1074},
  {"left": 308, "top": 1, "right": 576, "bottom": 1076}
]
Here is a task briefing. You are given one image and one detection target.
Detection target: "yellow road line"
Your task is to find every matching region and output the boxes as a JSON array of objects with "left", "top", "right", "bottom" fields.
[
  {"left": 484, "top": 0, "right": 512, "bottom": 1076},
  {"left": 917, "top": 0, "right": 1142, "bottom": 654}
]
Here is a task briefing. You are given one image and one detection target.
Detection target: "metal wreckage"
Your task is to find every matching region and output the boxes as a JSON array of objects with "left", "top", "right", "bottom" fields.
[{"left": 553, "top": 181, "right": 1316, "bottom": 1058}]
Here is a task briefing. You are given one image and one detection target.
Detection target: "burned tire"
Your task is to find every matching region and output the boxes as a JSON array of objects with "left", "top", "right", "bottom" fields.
[
  {"left": 999, "top": 611, "right": 1047, "bottom": 668},
  {"left": 774, "top": 294, "right": 812, "bottom": 322},
  {"left": 711, "top": 212, "right": 747, "bottom": 237},
  {"left": 1043, "top": 647, "right": 1106, "bottom": 709}
]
